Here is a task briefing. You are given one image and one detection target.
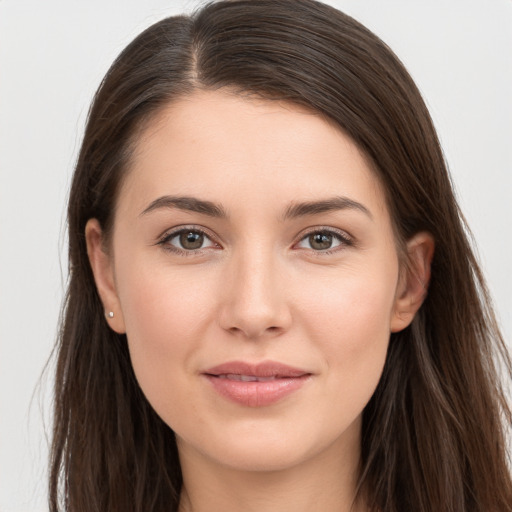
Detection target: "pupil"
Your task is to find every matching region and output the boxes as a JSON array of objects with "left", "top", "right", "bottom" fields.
[
  {"left": 180, "top": 231, "right": 203, "bottom": 250},
  {"left": 310, "top": 233, "right": 332, "bottom": 250}
]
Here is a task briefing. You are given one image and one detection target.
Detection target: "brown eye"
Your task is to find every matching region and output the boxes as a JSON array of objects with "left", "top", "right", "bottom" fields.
[
  {"left": 296, "top": 229, "right": 351, "bottom": 253},
  {"left": 179, "top": 231, "right": 204, "bottom": 250},
  {"left": 308, "top": 232, "right": 334, "bottom": 250},
  {"left": 160, "top": 228, "right": 217, "bottom": 253}
]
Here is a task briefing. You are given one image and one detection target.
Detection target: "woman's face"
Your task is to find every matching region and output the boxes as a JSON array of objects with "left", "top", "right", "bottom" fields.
[{"left": 88, "top": 89, "right": 426, "bottom": 472}]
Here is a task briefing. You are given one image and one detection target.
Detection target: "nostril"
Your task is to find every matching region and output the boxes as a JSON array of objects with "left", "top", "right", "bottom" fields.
[{"left": 226, "top": 324, "right": 282, "bottom": 338}]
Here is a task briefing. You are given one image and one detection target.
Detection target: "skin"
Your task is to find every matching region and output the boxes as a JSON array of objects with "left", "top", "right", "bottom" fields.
[{"left": 86, "top": 89, "right": 433, "bottom": 512}]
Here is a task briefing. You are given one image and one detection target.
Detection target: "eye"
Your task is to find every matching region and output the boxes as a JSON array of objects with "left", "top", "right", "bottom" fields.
[
  {"left": 158, "top": 227, "right": 218, "bottom": 253},
  {"left": 296, "top": 229, "right": 352, "bottom": 252}
]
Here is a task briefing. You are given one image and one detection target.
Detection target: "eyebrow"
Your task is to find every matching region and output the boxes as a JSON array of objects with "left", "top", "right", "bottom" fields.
[
  {"left": 140, "top": 195, "right": 227, "bottom": 218},
  {"left": 283, "top": 196, "right": 373, "bottom": 221},
  {"left": 139, "top": 194, "right": 372, "bottom": 221}
]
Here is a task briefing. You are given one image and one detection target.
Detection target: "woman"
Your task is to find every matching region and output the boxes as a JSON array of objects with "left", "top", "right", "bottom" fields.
[{"left": 50, "top": 0, "right": 512, "bottom": 510}]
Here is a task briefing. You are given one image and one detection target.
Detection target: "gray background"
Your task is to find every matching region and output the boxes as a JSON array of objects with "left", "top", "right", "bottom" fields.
[{"left": 1, "top": 0, "right": 511, "bottom": 510}]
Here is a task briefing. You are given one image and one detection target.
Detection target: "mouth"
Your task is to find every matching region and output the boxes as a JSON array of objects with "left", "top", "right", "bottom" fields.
[
  {"left": 213, "top": 374, "right": 284, "bottom": 382},
  {"left": 202, "top": 361, "right": 312, "bottom": 407}
]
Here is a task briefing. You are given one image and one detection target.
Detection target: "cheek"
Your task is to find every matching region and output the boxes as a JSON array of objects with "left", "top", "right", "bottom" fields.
[
  {"left": 115, "top": 262, "right": 216, "bottom": 411},
  {"left": 119, "top": 255, "right": 216, "bottom": 337},
  {"left": 300, "top": 266, "right": 397, "bottom": 403},
  {"left": 301, "top": 263, "right": 397, "bottom": 343}
]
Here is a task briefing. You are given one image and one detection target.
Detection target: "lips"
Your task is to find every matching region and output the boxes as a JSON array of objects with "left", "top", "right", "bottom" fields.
[
  {"left": 203, "top": 361, "right": 312, "bottom": 407},
  {"left": 216, "top": 374, "right": 280, "bottom": 382}
]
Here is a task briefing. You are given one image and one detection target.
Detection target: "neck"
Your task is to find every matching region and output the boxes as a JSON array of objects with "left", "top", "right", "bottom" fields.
[{"left": 177, "top": 421, "right": 366, "bottom": 512}]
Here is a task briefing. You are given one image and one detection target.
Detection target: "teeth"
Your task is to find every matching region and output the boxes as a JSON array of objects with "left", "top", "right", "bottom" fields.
[
  {"left": 220, "top": 374, "right": 277, "bottom": 382},
  {"left": 239, "top": 375, "right": 258, "bottom": 382}
]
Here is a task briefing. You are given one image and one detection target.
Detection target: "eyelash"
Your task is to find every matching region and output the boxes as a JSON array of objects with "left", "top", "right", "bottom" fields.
[
  {"left": 296, "top": 227, "right": 354, "bottom": 255},
  {"left": 157, "top": 226, "right": 219, "bottom": 257},
  {"left": 156, "top": 226, "right": 354, "bottom": 257}
]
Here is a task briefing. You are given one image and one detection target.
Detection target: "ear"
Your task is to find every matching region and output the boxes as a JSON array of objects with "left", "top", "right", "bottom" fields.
[
  {"left": 390, "top": 232, "right": 435, "bottom": 333},
  {"left": 85, "top": 218, "right": 126, "bottom": 334}
]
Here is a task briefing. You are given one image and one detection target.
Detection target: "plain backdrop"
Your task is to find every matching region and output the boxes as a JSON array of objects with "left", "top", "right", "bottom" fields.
[{"left": 0, "top": 1, "right": 511, "bottom": 510}]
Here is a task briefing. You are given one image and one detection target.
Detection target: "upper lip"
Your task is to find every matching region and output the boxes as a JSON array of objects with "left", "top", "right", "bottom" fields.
[{"left": 203, "top": 360, "right": 311, "bottom": 378}]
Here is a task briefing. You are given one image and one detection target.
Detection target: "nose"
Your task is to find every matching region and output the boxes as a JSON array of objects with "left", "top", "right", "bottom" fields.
[{"left": 218, "top": 247, "right": 292, "bottom": 340}]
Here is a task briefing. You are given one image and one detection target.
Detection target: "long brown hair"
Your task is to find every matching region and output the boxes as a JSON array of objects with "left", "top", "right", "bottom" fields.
[{"left": 50, "top": 1, "right": 512, "bottom": 510}]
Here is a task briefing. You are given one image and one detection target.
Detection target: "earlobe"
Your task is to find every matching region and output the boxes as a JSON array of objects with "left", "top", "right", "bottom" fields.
[
  {"left": 390, "top": 232, "right": 435, "bottom": 333},
  {"left": 85, "top": 219, "right": 126, "bottom": 334}
]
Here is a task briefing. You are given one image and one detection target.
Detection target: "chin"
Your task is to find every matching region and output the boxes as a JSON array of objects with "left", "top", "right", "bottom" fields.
[
  {"left": 202, "top": 439, "right": 314, "bottom": 473},
  {"left": 175, "top": 413, "right": 361, "bottom": 474}
]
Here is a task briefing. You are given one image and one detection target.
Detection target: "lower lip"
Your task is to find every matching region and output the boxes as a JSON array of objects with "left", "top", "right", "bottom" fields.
[{"left": 204, "top": 375, "right": 310, "bottom": 407}]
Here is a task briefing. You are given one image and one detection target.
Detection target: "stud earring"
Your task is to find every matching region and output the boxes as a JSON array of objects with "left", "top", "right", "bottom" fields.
[{"left": 107, "top": 311, "right": 114, "bottom": 318}]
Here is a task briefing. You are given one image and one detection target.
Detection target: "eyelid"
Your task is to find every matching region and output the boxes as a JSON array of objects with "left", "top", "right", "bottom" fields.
[
  {"left": 154, "top": 224, "right": 354, "bottom": 257},
  {"left": 293, "top": 226, "right": 354, "bottom": 254},
  {"left": 156, "top": 225, "right": 222, "bottom": 255}
]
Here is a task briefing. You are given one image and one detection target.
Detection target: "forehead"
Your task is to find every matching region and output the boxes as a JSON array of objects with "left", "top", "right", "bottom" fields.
[{"left": 119, "top": 89, "right": 390, "bottom": 224}]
